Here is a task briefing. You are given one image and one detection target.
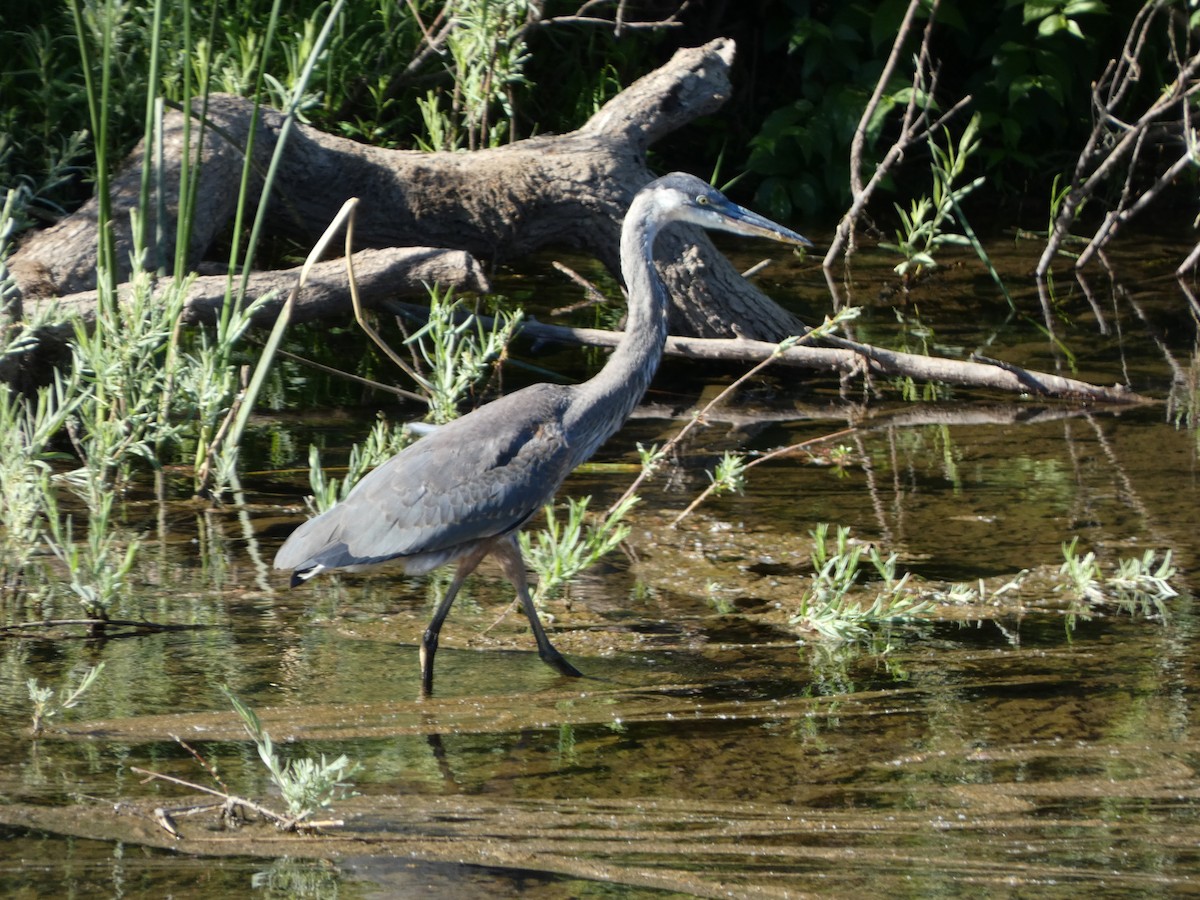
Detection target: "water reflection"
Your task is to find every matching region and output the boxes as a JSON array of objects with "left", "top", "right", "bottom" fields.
[{"left": 2, "top": 243, "right": 1199, "bottom": 896}]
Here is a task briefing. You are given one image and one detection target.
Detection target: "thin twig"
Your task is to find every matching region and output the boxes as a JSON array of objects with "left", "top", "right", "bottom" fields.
[
  {"left": 550, "top": 261, "right": 611, "bottom": 315},
  {"left": 131, "top": 767, "right": 288, "bottom": 824},
  {"left": 669, "top": 426, "right": 858, "bottom": 526},
  {"left": 848, "top": 0, "right": 929, "bottom": 198},
  {"left": 171, "top": 734, "right": 228, "bottom": 794},
  {"left": 130, "top": 766, "right": 345, "bottom": 833},
  {"left": 346, "top": 201, "right": 435, "bottom": 396},
  {"left": 1038, "top": 1, "right": 1200, "bottom": 276},
  {"left": 268, "top": 345, "right": 428, "bottom": 404},
  {"left": 825, "top": 0, "right": 975, "bottom": 266}
]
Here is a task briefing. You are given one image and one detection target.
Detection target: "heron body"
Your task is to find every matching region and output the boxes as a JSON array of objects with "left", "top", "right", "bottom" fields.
[{"left": 273, "top": 172, "right": 811, "bottom": 693}]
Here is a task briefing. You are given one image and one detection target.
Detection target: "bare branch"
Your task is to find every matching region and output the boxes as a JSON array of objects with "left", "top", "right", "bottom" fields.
[
  {"left": 824, "top": 0, "right": 972, "bottom": 268},
  {"left": 849, "top": 0, "right": 930, "bottom": 197},
  {"left": 384, "top": 299, "right": 1148, "bottom": 406},
  {"left": 1038, "top": 0, "right": 1200, "bottom": 276}
]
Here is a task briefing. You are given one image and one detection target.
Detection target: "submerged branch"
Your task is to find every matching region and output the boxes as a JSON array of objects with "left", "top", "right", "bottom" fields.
[
  {"left": 0, "top": 618, "right": 207, "bottom": 636},
  {"left": 130, "top": 767, "right": 344, "bottom": 834}
]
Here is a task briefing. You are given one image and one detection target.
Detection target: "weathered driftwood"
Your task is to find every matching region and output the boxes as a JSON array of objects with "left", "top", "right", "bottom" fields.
[
  {"left": 47, "top": 248, "right": 489, "bottom": 327},
  {"left": 12, "top": 38, "right": 804, "bottom": 342},
  {"left": 6, "top": 37, "right": 1147, "bottom": 404}
]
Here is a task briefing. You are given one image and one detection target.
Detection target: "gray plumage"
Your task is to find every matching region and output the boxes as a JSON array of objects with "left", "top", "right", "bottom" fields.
[{"left": 273, "top": 172, "right": 812, "bottom": 693}]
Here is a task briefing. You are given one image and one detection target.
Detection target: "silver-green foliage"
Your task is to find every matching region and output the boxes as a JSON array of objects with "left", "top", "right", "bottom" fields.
[
  {"left": 176, "top": 284, "right": 278, "bottom": 496},
  {"left": 1058, "top": 537, "right": 1178, "bottom": 619},
  {"left": 43, "top": 491, "right": 139, "bottom": 621},
  {"left": 406, "top": 287, "right": 523, "bottom": 425},
  {"left": 0, "top": 378, "right": 81, "bottom": 588},
  {"left": 65, "top": 271, "right": 193, "bottom": 499},
  {"left": 306, "top": 416, "right": 413, "bottom": 515},
  {"left": 792, "top": 524, "right": 932, "bottom": 642},
  {"left": 27, "top": 661, "right": 105, "bottom": 736},
  {"left": 224, "top": 688, "right": 359, "bottom": 827},
  {"left": 521, "top": 493, "right": 639, "bottom": 606}
]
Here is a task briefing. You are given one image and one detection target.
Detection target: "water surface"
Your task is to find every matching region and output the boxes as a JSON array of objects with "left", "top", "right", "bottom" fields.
[{"left": 2, "top": 238, "right": 1198, "bottom": 898}]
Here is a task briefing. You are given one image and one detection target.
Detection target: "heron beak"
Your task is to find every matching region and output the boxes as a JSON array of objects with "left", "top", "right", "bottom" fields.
[{"left": 722, "top": 202, "right": 814, "bottom": 249}]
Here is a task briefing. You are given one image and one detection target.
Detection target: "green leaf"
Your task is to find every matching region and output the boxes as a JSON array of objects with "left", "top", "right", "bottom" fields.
[
  {"left": 1038, "top": 14, "right": 1067, "bottom": 38},
  {"left": 1064, "top": 0, "right": 1107, "bottom": 15},
  {"left": 1023, "top": 2, "right": 1058, "bottom": 26},
  {"left": 932, "top": 233, "right": 972, "bottom": 247}
]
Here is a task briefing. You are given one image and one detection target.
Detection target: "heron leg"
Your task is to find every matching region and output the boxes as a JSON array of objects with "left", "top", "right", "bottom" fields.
[
  {"left": 494, "top": 535, "right": 583, "bottom": 679},
  {"left": 420, "top": 548, "right": 487, "bottom": 696}
]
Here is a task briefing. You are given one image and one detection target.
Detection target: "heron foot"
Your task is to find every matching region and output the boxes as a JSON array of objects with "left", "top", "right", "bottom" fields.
[
  {"left": 540, "top": 648, "right": 583, "bottom": 679},
  {"left": 419, "top": 630, "right": 439, "bottom": 696}
]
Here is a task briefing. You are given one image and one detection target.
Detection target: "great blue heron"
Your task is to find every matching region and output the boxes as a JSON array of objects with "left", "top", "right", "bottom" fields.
[{"left": 273, "top": 172, "right": 811, "bottom": 693}]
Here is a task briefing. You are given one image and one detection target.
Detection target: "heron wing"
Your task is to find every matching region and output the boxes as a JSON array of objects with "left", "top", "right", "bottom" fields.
[{"left": 273, "top": 385, "right": 576, "bottom": 572}]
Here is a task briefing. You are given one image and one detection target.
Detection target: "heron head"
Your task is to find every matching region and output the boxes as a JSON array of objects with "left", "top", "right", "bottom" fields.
[{"left": 651, "top": 172, "right": 814, "bottom": 249}]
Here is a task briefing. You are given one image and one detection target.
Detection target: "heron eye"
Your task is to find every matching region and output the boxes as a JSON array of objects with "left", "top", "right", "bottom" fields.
[{"left": 696, "top": 195, "right": 710, "bottom": 205}]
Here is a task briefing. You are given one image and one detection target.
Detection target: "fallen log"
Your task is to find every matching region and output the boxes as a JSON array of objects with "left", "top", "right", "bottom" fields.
[
  {"left": 380, "top": 300, "right": 1148, "bottom": 406},
  {"left": 35, "top": 247, "right": 490, "bottom": 327},
  {"left": 10, "top": 38, "right": 805, "bottom": 343},
  {"left": 4, "top": 37, "right": 1145, "bottom": 407}
]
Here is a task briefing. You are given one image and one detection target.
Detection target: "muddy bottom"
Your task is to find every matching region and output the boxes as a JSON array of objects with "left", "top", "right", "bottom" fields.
[
  {"left": 3, "top": 240, "right": 1200, "bottom": 897},
  {"left": 4, "top": 603, "right": 1199, "bottom": 897}
]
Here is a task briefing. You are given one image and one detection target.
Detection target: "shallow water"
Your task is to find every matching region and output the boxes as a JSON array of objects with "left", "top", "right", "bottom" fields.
[{"left": 2, "top": 236, "right": 1199, "bottom": 897}]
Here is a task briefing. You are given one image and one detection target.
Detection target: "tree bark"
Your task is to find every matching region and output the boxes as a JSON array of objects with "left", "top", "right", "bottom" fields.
[
  {"left": 11, "top": 38, "right": 805, "bottom": 342},
  {"left": 5, "top": 38, "right": 1147, "bottom": 404}
]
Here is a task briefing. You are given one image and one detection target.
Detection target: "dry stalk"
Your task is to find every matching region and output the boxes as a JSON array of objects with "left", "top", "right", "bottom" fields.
[{"left": 668, "top": 426, "right": 858, "bottom": 527}]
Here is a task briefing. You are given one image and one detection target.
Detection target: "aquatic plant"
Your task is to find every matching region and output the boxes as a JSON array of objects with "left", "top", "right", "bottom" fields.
[
  {"left": 0, "top": 0, "right": 356, "bottom": 605},
  {"left": 404, "top": 286, "right": 524, "bottom": 425},
  {"left": 1058, "top": 537, "right": 1178, "bottom": 621},
  {"left": 880, "top": 113, "right": 983, "bottom": 282},
  {"left": 707, "top": 450, "right": 749, "bottom": 497},
  {"left": 223, "top": 688, "right": 359, "bottom": 829},
  {"left": 0, "top": 375, "right": 82, "bottom": 591},
  {"left": 521, "top": 493, "right": 639, "bottom": 606},
  {"left": 26, "top": 662, "right": 105, "bottom": 737},
  {"left": 791, "top": 524, "right": 932, "bottom": 643},
  {"left": 930, "top": 573, "right": 1028, "bottom": 608},
  {"left": 65, "top": 270, "right": 190, "bottom": 496},
  {"left": 42, "top": 492, "right": 139, "bottom": 628},
  {"left": 306, "top": 417, "right": 414, "bottom": 515}
]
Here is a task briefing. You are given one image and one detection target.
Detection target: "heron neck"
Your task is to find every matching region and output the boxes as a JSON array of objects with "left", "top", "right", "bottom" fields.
[{"left": 563, "top": 206, "right": 670, "bottom": 459}]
